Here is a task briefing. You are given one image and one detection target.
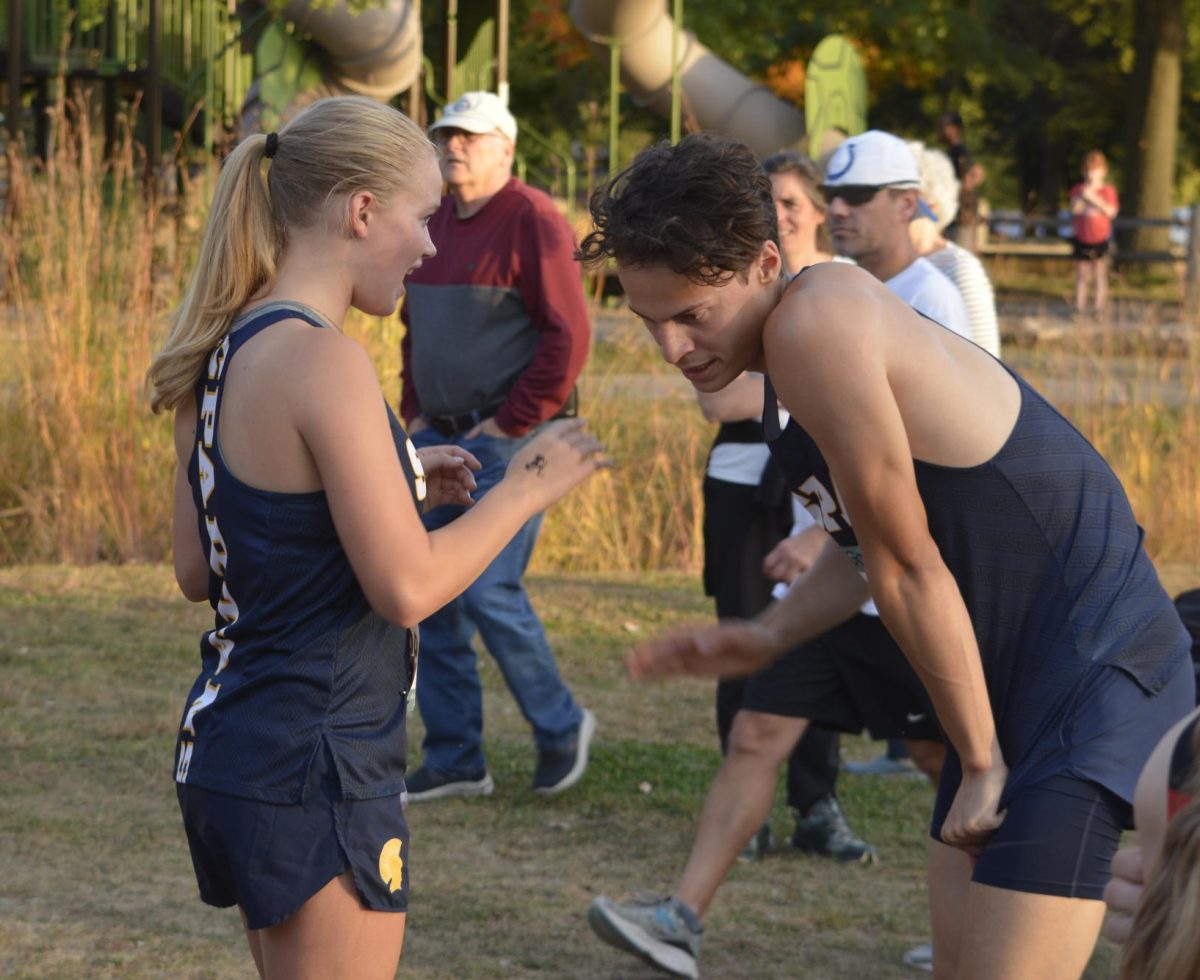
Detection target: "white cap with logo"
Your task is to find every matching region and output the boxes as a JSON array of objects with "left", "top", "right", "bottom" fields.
[
  {"left": 822, "top": 130, "right": 920, "bottom": 189},
  {"left": 429, "top": 91, "right": 517, "bottom": 144}
]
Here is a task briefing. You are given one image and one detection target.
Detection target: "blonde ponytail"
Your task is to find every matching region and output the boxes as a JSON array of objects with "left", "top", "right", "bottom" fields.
[
  {"left": 148, "top": 96, "right": 434, "bottom": 413},
  {"left": 148, "top": 134, "right": 277, "bottom": 412}
]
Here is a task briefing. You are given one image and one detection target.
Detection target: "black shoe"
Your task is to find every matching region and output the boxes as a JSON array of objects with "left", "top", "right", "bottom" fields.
[
  {"left": 791, "top": 796, "right": 877, "bottom": 864},
  {"left": 405, "top": 766, "right": 494, "bottom": 802},
  {"left": 533, "top": 709, "right": 595, "bottom": 794}
]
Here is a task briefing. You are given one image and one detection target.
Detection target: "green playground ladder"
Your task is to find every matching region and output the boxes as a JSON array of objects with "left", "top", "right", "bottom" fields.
[{"left": 3, "top": 0, "right": 256, "bottom": 161}]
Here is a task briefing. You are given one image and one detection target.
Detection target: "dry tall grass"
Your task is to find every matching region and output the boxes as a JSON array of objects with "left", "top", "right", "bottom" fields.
[
  {"left": 1, "top": 104, "right": 1195, "bottom": 576},
  {"left": 0, "top": 87, "right": 187, "bottom": 563},
  {"left": 1012, "top": 321, "right": 1200, "bottom": 569}
]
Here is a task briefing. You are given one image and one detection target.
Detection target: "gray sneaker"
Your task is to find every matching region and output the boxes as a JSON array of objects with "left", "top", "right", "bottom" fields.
[
  {"left": 791, "top": 796, "right": 877, "bottom": 864},
  {"left": 588, "top": 891, "right": 702, "bottom": 979}
]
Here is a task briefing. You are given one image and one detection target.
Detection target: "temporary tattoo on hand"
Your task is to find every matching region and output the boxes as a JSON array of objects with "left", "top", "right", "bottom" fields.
[{"left": 525, "top": 454, "right": 547, "bottom": 476}]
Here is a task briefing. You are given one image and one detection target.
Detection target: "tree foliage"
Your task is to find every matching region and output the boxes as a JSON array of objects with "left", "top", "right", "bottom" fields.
[{"left": 499, "top": 0, "right": 1197, "bottom": 216}]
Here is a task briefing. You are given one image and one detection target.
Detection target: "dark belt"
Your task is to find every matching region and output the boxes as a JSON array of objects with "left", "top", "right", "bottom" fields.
[
  {"left": 426, "top": 404, "right": 501, "bottom": 437},
  {"left": 426, "top": 388, "right": 579, "bottom": 438}
]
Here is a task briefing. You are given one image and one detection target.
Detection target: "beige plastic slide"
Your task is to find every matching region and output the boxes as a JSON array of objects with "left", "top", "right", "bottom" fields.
[
  {"left": 568, "top": 0, "right": 806, "bottom": 158},
  {"left": 281, "top": 0, "right": 422, "bottom": 101}
]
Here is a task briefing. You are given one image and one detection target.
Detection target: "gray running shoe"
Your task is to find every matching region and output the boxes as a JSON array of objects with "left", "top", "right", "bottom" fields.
[
  {"left": 791, "top": 796, "right": 877, "bottom": 864},
  {"left": 588, "top": 891, "right": 702, "bottom": 979},
  {"left": 737, "top": 822, "right": 776, "bottom": 863}
]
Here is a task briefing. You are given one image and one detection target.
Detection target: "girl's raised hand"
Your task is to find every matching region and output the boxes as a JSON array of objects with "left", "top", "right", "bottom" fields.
[{"left": 505, "top": 418, "right": 610, "bottom": 509}]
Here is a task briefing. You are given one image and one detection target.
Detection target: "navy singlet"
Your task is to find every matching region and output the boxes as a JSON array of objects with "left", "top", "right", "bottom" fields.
[
  {"left": 762, "top": 346, "right": 1191, "bottom": 806},
  {"left": 174, "top": 302, "right": 424, "bottom": 804}
]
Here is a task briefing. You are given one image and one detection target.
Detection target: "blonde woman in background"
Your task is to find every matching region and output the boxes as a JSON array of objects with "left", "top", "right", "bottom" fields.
[
  {"left": 767, "top": 150, "right": 832, "bottom": 273},
  {"left": 147, "top": 96, "right": 606, "bottom": 979},
  {"left": 908, "top": 140, "right": 1001, "bottom": 357},
  {"left": 1105, "top": 704, "right": 1200, "bottom": 980}
]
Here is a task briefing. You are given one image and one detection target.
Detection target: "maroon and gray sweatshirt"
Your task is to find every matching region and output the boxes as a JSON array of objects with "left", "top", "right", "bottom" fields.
[{"left": 400, "top": 178, "right": 591, "bottom": 437}]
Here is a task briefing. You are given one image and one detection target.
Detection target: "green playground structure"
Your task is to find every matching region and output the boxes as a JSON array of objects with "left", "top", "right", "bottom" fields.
[
  {"left": 1, "top": 1, "right": 865, "bottom": 195},
  {"left": 2, "top": 0, "right": 257, "bottom": 162},
  {"left": 1, "top": 0, "right": 425, "bottom": 168}
]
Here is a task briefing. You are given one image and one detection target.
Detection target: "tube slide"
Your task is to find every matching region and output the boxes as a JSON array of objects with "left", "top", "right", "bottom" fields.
[
  {"left": 281, "top": 0, "right": 421, "bottom": 102},
  {"left": 568, "top": 0, "right": 806, "bottom": 159}
]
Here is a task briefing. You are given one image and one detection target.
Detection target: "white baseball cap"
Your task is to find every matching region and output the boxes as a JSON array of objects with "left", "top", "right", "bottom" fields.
[
  {"left": 429, "top": 91, "right": 517, "bottom": 144},
  {"left": 822, "top": 130, "right": 920, "bottom": 189}
]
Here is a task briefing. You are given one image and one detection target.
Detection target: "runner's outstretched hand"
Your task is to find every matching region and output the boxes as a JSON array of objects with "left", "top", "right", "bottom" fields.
[{"left": 628, "top": 620, "right": 780, "bottom": 681}]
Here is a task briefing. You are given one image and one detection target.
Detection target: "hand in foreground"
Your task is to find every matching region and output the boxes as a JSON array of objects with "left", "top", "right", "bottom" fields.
[
  {"left": 1102, "top": 845, "right": 1145, "bottom": 944},
  {"left": 762, "top": 527, "right": 825, "bottom": 584},
  {"left": 505, "top": 417, "right": 610, "bottom": 510},
  {"left": 628, "top": 620, "right": 780, "bottom": 682},
  {"left": 416, "top": 444, "right": 481, "bottom": 511},
  {"left": 940, "top": 753, "right": 1007, "bottom": 856}
]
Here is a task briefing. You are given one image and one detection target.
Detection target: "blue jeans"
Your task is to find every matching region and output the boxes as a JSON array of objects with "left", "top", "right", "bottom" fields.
[{"left": 409, "top": 425, "right": 583, "bottom": 777}]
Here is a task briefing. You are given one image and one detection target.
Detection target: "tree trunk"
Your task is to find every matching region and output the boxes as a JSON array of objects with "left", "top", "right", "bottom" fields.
[{"left": 1122, "top": 0, "right": 1183, "bottom": 255}]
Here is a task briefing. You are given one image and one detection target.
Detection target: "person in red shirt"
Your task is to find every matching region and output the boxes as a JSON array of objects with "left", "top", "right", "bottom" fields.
[{"left": 1069, "top": 149, "right": 1120, "bottom": 317}]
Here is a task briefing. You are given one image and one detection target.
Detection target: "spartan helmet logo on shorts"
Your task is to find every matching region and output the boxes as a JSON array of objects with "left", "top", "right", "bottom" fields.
[{"left": 378, "top": 838, "right": 405, "bottom": 893}]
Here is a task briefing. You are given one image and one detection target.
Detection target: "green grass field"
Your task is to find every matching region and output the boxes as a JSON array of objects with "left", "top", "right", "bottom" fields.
[{"left": 0, "top": 564, "right": 1141, "bottom": 978}]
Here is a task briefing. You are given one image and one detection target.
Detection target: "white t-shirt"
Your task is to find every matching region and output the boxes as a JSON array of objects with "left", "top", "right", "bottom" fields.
[
  {"left": 925, "top": 242, "right": 1001, "bottom": 357},
  {"left": 887, "top": 257, "right": 971, "bottom": 340},
  {"left": 706, "top": 406, "right": 790, "bottom": 483}
]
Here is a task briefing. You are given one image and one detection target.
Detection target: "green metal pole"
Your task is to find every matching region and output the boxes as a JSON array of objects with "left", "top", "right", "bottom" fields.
[
  {"left": 147, "top": 0, "right": 163, "bottom": 183},
  {"left": 204, "top": 0, "right": 215, "bottom": 156},
  {"left": 609, "top": 41, "right": 619, "bottom": 176},
  {"left": 670, "top": 0, "right": 682, "bottom": 144},
  {"left": 6, "top": 0, "right": 22, "bottom": 141},
  {"left": 446, "top": 0, "right": 457, "bottom": 102}
]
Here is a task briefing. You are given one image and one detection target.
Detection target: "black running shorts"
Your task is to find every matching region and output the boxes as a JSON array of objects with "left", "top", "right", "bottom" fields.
[{"left": 742, "top": 612, "right": 942, "bottom": 742}]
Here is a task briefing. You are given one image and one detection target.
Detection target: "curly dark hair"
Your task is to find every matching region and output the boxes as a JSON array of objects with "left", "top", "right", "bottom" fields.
[{"left": 577, "top": 133, "right": 777, "bottom": 285}]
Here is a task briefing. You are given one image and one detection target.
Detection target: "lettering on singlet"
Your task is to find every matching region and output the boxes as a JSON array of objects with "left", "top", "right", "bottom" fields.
[
  {"left": 797, "top": 475, "right": 847, "bottom": 532},
  {"left": 176, "top": 336, "right": 238, "bottom": 783}
]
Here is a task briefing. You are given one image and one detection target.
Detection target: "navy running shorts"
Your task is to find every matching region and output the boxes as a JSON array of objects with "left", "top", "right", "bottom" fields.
[
  {"left": 742, "top": 612, "right": 942, "bottom": 742},
  {"left": 930, "top": 765, "right": 1127, "bottom": 900},
  {"left": 177, "top": 745, "right": 410, "bottom": 929}
]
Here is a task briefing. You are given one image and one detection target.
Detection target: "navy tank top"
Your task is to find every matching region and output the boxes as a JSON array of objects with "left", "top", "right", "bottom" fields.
[
  {"left": 763, "top": 364, "right": 1191, "bottom": 800},
  {"left": 174, "top": 302, "right": 424, "bottom": 804}
]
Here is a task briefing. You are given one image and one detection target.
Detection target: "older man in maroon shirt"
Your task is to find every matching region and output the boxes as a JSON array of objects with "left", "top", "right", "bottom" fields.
[{"left": 400, "top": 91, "right": 594, "bottom": 801}]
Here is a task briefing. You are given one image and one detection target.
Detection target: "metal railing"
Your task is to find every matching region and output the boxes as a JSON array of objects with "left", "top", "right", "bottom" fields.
[{"left": 980, "top": 207, "right": 1200, "bottom": 317}]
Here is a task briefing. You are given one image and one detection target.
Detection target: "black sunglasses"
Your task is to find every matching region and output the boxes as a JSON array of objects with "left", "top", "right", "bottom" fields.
[{"left": 819, "top": 185, "right": 884, "bottom": 207}]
